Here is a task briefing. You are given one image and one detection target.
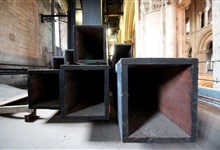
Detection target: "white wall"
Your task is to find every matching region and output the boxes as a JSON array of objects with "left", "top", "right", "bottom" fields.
[{"left": 213, "top": 1, "right": 220, "bottom": 89}]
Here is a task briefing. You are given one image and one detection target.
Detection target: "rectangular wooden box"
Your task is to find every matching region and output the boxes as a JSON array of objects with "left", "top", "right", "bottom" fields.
[
  {"left": 60, "top": 65, "right": 109, "bottom": 120},
  {"left": 115, "top": 58, "right": 198, "bottom": 143},
  {"left": 28, "top": 69, "right": 60, "bottom": 109},
  {"left": 64, "top": 49, "right": 75, "bottom": 65},
  {"left": 111, "top": 44, "right": 133, "bottom": 68},
  {"left": 73, "top": 25, "right": 107, "bottom": 64},
  {"left": 52, "top": 56, "right": 65, "bottom": 69}
]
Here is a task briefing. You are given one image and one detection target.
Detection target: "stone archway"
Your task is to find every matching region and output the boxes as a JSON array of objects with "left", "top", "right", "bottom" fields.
[
  {"left": 206, "top": 41, "right": 213, "bottom": 72},
  {"left": 198, "top": 30, "right": 212, "bottom": 54},
  {"left": 196, "top": 30, "right": 212, "bottom": 73},
  {"left": 206, "top": 41, "right": 213, "bottom": 60},
  {"left": 185, "top": 41, "right": 192, "bottom": 58},
  {"left": 188, "top": 48, "right": 192, "bottom": 58}
]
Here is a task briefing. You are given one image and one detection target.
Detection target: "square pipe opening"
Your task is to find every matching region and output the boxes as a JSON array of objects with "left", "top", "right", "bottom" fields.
[
  {"left": 128, "top": 65, "right": 192, "bottom": 137},
  {"left": 111, "top": 44, "right": 133, "bottom": 111},
  {"left": 52, "top": 57, "right": 65, "bottom": 69},
  {"left": 115, "top": 58, "right": 198, "bottom": 143},
  {"left": 65, "top": 49, "right": 75, "bottom": 64},
  {"left": 74, "top": 25, "right": 107, "bottom": 64},
  {"left": 112, "top": 44, "right": 133, "bottom": 68},
  {"left": 60, "top": 65, "right": 109, "bottom": 120},
  {"left": 28, "top": 70, "right": 60, "bottom": 109}
]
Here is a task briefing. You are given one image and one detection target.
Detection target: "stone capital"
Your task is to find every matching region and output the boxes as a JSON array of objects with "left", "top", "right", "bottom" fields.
[
  {"left": 198, "top": 11, "right": 203, "bottom": 15},
  {"left": 178, "top": 4, "right": 186, "bottom": 11},
  {"left": 203, "top": 7, "right": 210, "bottom": 12},
  {"left": 141, "top": 0, "right": 163, "bottom": 13},
  {"left": 177, "top": 0, "right": 191, "bottom": 9}
]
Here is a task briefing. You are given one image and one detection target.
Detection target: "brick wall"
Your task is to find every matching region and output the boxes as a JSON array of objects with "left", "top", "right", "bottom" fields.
[
  {"left": 0, "top": 0, "right": 40, "bottom": 60},
  {"left": 38, "top": 0, "right": 53, "bottom": 66},
  {"left": 0, "top": 0, "right": 67, "bottom": 66},
  {"left": 159, "top": 66, "right": 193, "bottom": 135},
  {"left": 0, "top": 0, "right": 67, "bottom": 87}
]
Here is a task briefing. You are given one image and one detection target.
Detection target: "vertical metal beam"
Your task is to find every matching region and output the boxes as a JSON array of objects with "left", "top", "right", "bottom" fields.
[
  {"left": 100, "top": 0, "right": 103, "bottom": 24},
  {"left": 59, "top": 18, "right": 62, "bottom": 55},
  {"left": 67, "top": 0, "right": 76, "bottom": 49},
  {"left": 82, "top": 0, "right": 101, "bottom": 25},
  {"left": 104, "top": 0, "right": 106, "bottom": 13},
  {"left": 51, "top": 0, "right": 56, "bottom": 56}
]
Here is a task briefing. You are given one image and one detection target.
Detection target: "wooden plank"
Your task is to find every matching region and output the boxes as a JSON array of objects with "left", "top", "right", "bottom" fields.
[
  {"left": 24, "top": 109, "right": 37, "bottom": 122},
  {"left": 0, "top": 92, "right": 28, "bottom": 106},
  {"left": 0, "top": 105, "right": 33, "bottom": 114}
]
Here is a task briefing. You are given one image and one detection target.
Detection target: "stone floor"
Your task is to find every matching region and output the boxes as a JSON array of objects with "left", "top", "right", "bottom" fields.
[
  {"left": 0, "top": 84, "right": 220, "bottom": 149},
  {"left": 0, "top": 102, "right": 220, "bottom": 149}
]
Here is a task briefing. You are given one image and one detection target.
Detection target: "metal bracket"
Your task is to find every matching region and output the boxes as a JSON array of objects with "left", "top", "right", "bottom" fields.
[{"left": 41, "top": 14, "right": 68, "bottom": 23}]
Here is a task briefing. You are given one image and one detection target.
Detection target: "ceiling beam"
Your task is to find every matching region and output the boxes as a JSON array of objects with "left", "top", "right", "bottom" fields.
[{"left": 104, "top": 12, "right": 123, "bottom": 16}]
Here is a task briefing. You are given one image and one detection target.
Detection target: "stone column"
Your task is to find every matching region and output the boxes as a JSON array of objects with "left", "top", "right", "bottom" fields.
[
  {"left": 161, "top": 0, "right": 166, "bottom": 57},
  {"left": 140, "top": 2, "right": 145, "bottom": 57},
  {"left": 165, "top": 2, "right": 177, "bottom": 57},
  {"left": 203, "top": 7, "right": 209, "bottom": 26},
  {"left": 212, "top": 1, "right": 220, "bottom": 89},
  {"left": 149, "top": 0, "right": 153, "bottom": 12},
  {"left": 198, "top": 11, "right": 203, "bottom": 29},
  {"left": 177, "top": 5, "right": 185, "bottom": 58},
  {"left": 176, "top": 0, "right": 191, "bottom": 58}
]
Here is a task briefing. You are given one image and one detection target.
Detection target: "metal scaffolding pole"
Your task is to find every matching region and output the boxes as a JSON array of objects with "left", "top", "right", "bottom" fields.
[{"left": 51, "top": 0, "right": 56, "bottom": 56}]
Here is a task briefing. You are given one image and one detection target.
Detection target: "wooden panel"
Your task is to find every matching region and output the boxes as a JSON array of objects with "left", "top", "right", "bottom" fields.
[
  {"left": 60, "top": 65, "right": 109, "bottom": 120},
  {"left": 115, "top": 58, "right": 198, "bottom": 143},
  {"left": 28, "top": 70, "right": 60, "bottom": 109},
  {"left": 159, "top": 66, "right": 192, "bottom": 135},
  {"left": 52, "top": 57, "right": 65, "bottom": 69},
  {"left": 74, "top": 25, "right": 107, "bottom": 64},
  {"left": 82, "top": 0, "right": 101, "bottom": 25}
]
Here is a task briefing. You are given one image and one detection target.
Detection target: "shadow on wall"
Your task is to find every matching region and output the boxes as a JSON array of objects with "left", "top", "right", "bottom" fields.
[{"left": 42, "top": 46, "right": 52, "bottom": 66}]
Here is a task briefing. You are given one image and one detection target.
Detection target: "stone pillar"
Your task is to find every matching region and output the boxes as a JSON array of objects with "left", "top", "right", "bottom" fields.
[
  {"left": 165, "top": 2, "right": 177, "bottom": 57},
  {"left": 177, "top": 5, "right": 185, "bottom": 58},
  {"left": 149, "top": 0, "right": 153, "bottom": 12},
  {"left": 161, "top": 0, "right": 166, "bottom": 57},
  {"left": 203, "top": 8, "right": 209, "bottom": 26},
  {"left": 212, "top": 1, "right": 220, "bottom": 89},
  {"left": 198, "top": 11, "right": 203, "bottom": 29},
  {"left": 139, "top": 2, "right": 145, "bottom": 57},
  {"left": 136, "top": 0, "right": 191, "bottom": 58},
  {"left": 136, "top": 1, "right": 148, "bottom": 58}
]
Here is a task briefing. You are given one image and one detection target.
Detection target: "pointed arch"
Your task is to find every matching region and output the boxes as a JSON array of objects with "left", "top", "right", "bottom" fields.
[
  {"left": 124, "top": 0, "right": 135, "bottom": 41},
  {"left": 185, "top": 41, "right": 192, "bottom": 57},
  {"left": 198, "top": 30, "right": 212, "bottom": 54}
]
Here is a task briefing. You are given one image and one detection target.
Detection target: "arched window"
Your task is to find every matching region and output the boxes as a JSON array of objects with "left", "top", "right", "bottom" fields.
[
  {"left": 188, "top": 48, "right": 192, "bottom": 58},
  {"left": 206, "top": 41, "right": 213, "bottom": 72},
  {"left": 206, "top": 41, "right": 213, "bottom": 60},
  {"left": 186, "top": 18, "right": 190, "bottom": 35},
  {"left": 201, "top": 11, "right": 205, "bottom": 28}
]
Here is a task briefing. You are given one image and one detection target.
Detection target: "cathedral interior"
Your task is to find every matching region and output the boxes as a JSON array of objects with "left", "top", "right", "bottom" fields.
[{"left": 0, "top": 0, "right": 220, "bottom": 149}]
